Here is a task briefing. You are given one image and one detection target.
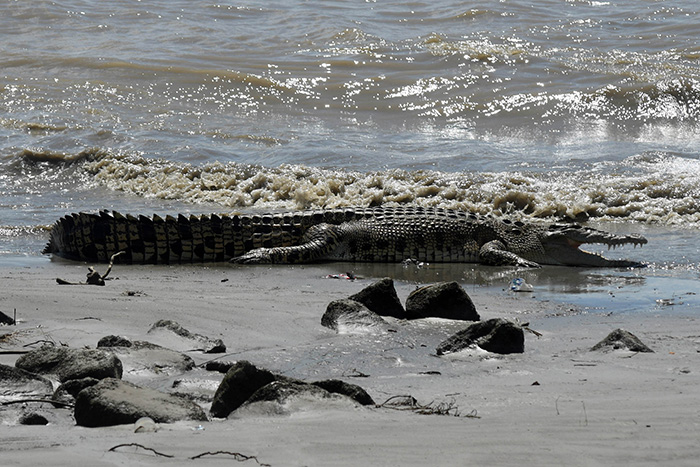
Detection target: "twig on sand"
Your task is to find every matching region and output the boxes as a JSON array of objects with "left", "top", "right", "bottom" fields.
[
  {"left": 107, "top": 444, "right": 271, "bottom": 465},
  {"left": 108, "top": 443, "right": 174, "bottom": 458},
  {"left": 515, "top": 319, "right": 543, "bottom": 337},
  {"left": 1, "top": 398, "right": 74, "bottom": 408},
  {"left": 23, "top": 339, "right": 56, "bottom": 348},
  {"left": 56, "top": 251, "right": 125, "bottom": 286},
  {"left": 190, "top": 451, "right": 271, "bottom": 465},
  {"left": 343, "top": 368, "right": 370, "bottom": 378},
  {"left": 378, "top": 394, "right": 479, "bottom": 418}
]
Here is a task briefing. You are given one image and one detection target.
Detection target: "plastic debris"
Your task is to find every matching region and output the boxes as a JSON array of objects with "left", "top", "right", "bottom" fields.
[
  {"left": 325, "top": 272, "right": 356, "bottom": 281},
  {"left": 509, "top": 278, "right": 534, "bottom": 292}
]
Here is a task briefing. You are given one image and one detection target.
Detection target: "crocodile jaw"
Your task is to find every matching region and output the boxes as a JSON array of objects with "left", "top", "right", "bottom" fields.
[{"left": 541, "top": 236, "right": 647, "bottom": 267}]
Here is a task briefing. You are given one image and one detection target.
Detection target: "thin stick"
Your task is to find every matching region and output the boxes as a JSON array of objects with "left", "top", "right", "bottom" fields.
[
  {"left": 190, "top": 451, "right": 271, "bottom": 465},
  {"left": 108, "top": 443, "right": 174, "bottom": 458},
  {"left": 101, "top": 251, "right": 125, "bottom": 280},
  {"left": 1, "top": 398, "right": 74, "bottom": 408}
]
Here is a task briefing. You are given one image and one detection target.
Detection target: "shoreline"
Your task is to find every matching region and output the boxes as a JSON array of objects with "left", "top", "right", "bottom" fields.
[{"left": 1, "top": 261, "right": 699, "bottom": 466}]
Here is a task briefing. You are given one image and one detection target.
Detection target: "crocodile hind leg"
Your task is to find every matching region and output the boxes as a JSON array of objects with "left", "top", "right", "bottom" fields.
[
  {"left": 231, "top": 223, "right": 343, "bottom": 264},
  {"left": 479, "top": 240, "right": 541, "bottom": 268}
]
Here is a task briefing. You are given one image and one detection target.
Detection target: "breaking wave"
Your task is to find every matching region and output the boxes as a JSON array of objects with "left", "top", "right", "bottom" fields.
[{"left": 15, "top": 149, "right": 699, "bottom": 228}]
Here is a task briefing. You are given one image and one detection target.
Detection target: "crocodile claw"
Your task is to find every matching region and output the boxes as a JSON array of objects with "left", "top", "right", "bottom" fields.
[{"left": 230, "top": 249, "right": 272, "bottom": 264}]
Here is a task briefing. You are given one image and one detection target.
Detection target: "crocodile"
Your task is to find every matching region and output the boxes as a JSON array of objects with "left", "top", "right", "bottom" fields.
[{"left": 42, "top": 206, "right": 647, "bottom": 268}]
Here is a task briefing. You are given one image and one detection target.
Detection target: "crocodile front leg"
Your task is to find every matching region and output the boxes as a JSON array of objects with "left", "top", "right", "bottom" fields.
[
  {"left": 479, "top": 240, "right": 541, "bottom": 268},
  {"left": 231, "top": 223, "right": 343, "bottom": 264}
]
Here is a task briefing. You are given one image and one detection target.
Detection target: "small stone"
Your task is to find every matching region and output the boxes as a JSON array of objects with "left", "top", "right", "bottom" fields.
[
  {"left": 321, "top": 299, "right": 388, "bottom": 333},
  {"left": 107, "top": 340, "right": 195, "bottom": 378},
  {"left": 15, "top": 346, "right": 123, "bottom": 382},
  {"left": 0, "top": 363, "right": 54, "bottom": 402},
  {"left": 19, "top": 412, "right": 49, "bottom": 426},
  {"left": 347, "top": 278, "right": 405, "bottom": 319},
  {"left": 74, "top": 378, "right": 207, "bottom": 427},
  {"left": 147, "top": 320, "right": 226, "bottom": 353},
  {"left": 405, "top": 282, "right": 480, "bottom": 321},
  {"left": 437, "top": 318, "right": 524, "bottom": 355},
  {"left": 97, "top": 335, "right": 133, "bottom": 348},
  {"left": 312, "top": 379, "right": 375, "bottom": 406},
  {"left": 209, "top": 361, "right": 277, "bottom": 418},
  {"left": 591, "top": 329, "right": 653, "bottom": 353},
  {"left": 236, "top": 380, "right": 361, "bottom": 416},
  {"left": 0, "top": 310, "right": 15, "bottom": 325},
  {"left": 134, "top": 416, "right": 158, "bottom": 433},
  {"left": 52, "top": 377, "right": 100, "bottom": 406},
  {"left": 205, "top": 361, "right": 236, "bottom": 373}
]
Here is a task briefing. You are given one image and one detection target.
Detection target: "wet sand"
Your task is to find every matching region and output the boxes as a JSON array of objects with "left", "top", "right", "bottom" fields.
[{"left": 1, "top": 260, "right": 699, "bottom": 466}]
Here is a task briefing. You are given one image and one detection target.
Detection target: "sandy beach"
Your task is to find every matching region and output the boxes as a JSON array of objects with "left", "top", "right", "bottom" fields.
[{"left": 1, "top": 259, "right": 699, "bottom": 466}]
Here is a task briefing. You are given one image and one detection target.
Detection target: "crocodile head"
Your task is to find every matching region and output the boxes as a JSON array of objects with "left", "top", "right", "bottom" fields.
[{"left": 535, "top": 223, "right": 647, "bottom": 267}]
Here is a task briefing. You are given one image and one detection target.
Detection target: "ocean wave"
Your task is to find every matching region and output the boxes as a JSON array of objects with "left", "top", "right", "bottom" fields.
[{"left": 9, "top": 149, "right": 690, "bottom": 228}]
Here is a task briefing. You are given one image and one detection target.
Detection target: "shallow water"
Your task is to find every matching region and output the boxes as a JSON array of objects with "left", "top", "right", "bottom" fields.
[{"left": 1, "top": 1, "right": 699, "bottom": 312}]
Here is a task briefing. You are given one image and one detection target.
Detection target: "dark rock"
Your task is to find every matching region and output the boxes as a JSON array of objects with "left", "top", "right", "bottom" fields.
[
  {"left": 437, "top": 318, "right": 524, "bottom": 355},
  {"left": 405, "top": 282, "right": 480, "bottom": 321},
  {"left": 236, "top": 380, "right": 361, "bottom": 416},
  {"left": 52, "top": 377, "right": 100, "bottom": 406},
  {"left": 105, "top": 340, "right": 195, "bottom": 378},
  {"left": 348, "top": 278, "right": 405, "bottom": 319},
  {"left": 19, "top": 412, "right": 49, "bottom": 425},
  {"left": 209, "top": 361, "right": 277, "bottom": 418},
  {"left": 147, "top": 319, "right": 226, "bottom": 354},
  {"left": 73, "top": 378, "right": 207, "bottom": 427},
  {"left": 312, "top": 379, "right": 375, "bottom": 406},
  {"left": 591, "top": 329, "right": 654, "bottom": 353},
  {"left": 0, "top": 309, "right": 15, "bottom": 325},
  {"left": 205, "top": 361, "right": 235, "bottom": 373},
  {"left": 97, "top": 335, "right": 133, "bottom": 348},
  {"left": 0, "top": 363, "right": 54, "bottom": 402},
  {"left": 321, "top": 299, "right": 388, "bottom": 333},
  {"left": 14, "top": 346, "right": 123, "bottom": 382}
]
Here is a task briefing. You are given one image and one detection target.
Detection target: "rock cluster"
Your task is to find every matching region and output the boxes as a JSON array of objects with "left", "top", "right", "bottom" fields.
[
  {"left": 321, "top": 278, "right": 481, "bottom": 334},
  {"left": 210, "top": 360, "right": 374, "bottom": 418},
  {"left": 321, "top": 278, "right": 523, "bottom": 355},
  {"left": 1, "top": 321, "right": 222, "bottom": 427},
  {"left": 1, "top": 278, "right": 656, "bottom": 430},
  {"left": 1, "top": 320, "right": 375, "bottom": 428}
]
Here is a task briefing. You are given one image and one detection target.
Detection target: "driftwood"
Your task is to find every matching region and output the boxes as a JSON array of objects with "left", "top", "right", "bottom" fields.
[{"left": 56, "top": 251, "right": 125, "bottom": 286}]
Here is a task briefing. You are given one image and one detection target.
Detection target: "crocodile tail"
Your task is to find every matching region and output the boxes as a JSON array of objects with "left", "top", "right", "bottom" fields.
[
  {"left": 43, "top": 207, "right": 377, "bottom": 264},
  {"left": 43, "top": 210, "right": 216, "bottom": 264},
  {"left": 43, "top": 210, "right": 307, "bottom": 264},
  {"left": 44, "top": 211, "right": 125, "bottom": 263}
]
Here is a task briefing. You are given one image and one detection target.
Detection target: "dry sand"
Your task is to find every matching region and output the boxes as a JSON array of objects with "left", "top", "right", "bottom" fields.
[{"left": 1, "top": 259, "right": 699, "bottom": 466}]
